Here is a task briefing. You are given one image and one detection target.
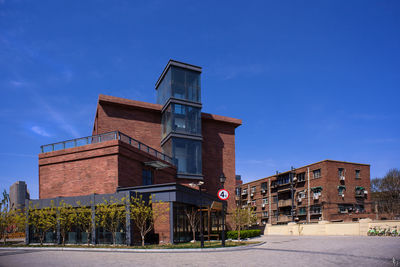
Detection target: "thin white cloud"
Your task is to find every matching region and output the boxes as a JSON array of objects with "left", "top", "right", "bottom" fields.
[
  {"left": 31, "top": 126, "right": 51, "bottom": 137},
  {"left": 9, "top": 80, "right": 30, "bottom": 88}
]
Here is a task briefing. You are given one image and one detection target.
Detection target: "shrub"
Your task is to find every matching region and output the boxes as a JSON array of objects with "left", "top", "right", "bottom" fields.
[{"left": 226, "top": 229, "right": 261, "bottom": 240}]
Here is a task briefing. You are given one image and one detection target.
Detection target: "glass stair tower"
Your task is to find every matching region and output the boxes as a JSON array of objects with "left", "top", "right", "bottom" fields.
[{"left": 156, "top": 60, "right": 203, "bottom": 179}]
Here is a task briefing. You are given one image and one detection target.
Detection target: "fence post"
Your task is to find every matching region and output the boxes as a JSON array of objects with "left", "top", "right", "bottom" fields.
[{"left": 91, "top": 194, "right": 96, "bottom": 245}]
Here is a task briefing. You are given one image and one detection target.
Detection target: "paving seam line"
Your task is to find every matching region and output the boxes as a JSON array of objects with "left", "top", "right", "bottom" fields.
[{"left": 0, "top": 242, "right": 265, "bottom": 253}]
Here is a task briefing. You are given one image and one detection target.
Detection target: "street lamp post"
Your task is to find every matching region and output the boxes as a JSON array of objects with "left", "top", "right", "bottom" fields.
[
  {"left": 219, "top": 173, "right": 226, "bottom": 247},
  {"left": 198, "top": 181, "right": 204, "bottom": 248}
]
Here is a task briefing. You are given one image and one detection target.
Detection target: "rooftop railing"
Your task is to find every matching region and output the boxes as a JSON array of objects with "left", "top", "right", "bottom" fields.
[{"left": 40, "top": 131, "right": 175, "bottom": 165}]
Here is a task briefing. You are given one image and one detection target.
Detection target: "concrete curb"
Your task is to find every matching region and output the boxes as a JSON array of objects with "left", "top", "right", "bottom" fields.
[{"left": 0, "top": 241, "right": 265, "bottom": 253}]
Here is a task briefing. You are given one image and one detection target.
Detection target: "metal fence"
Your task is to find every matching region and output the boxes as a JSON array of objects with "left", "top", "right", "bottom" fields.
[{"left": 40, "top": 131, "right": 174, "bottom": 165}]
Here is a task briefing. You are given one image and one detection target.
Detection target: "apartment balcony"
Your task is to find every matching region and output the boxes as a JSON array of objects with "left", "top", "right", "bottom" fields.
[
  {"left": 40, "top": 131, "right": 175, "bottom": 165},
  {"left": 262, "top": 213, "right": 269, "bottom": 218},
  {"left": 310, "top": 210, "right": 322, "bottom": 215},
  {"left": 278, "top": 199, "right": 292, "bottom": 207},
  {"left": 278, "top": 215, "right": 291, "bottom": 223}
]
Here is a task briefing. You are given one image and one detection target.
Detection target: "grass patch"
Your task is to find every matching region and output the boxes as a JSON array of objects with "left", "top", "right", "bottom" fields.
[{"left": 0, "top": 241, "right": 260, "bottom": 249}]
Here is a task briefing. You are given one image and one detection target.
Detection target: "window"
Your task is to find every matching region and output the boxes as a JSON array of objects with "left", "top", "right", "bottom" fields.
[
  {"left": 142, "top": 169, "right": 153, "bottom": 185},
  {"left": 355, "top": 170, "right": 360, "bottom": 179},
  {"left": 235, "top": 187, "right": 241, "bottom": 196},
  {"left": 251, "top": 186, "right": 256, "bottom": 194},
  {"left": 313, "top": 169, "right": 321, "bottom": 179},
  {"left": 298, "top": 207, "right": 306, "bottom": 215},
  {"left": 355, "top": 186, "right": 365, "bottom": 197},
  {"left": 338, "top": 168, "right": 345, "bottom": 178},
  {"left": 273, "top": 196, "right": 278, "bottom": 203},
  {"left": 310, "top": 205, "right": 321, "bottom": 215},
  {"left": 338, "top": 204, "right": 353, "bottom": 214},
  {"left": 261, "top": 182, "right": 267, "bottom": 191},
  {"left": 262, "top": 198, "right": 268, "bottom": 205},
  {"left": 297, "top": 172, "right": 306, "bottom": 182},
  {"left": 297, "top": 191, "right": 305, "bottom": 199},
  {"left": 262, "top": 211, "right": 268, "bottom": 217},
  {"left": 277, "top": 174, "right": 290, "bottom": 185},
  {"left": 273, "top": 210, "right": 278, "bottom": 216},
  {"left": 338, "top": 185, "right": 346, "bottom": 196},
  {"left": 311, "top": 187, "right": 322, "bottom": 199},
  {"left": 242, "top": 188, "right": 248, "bottom": 195},
  {"left": 251, "top": 200, "right": 256, "bottom": 206}
]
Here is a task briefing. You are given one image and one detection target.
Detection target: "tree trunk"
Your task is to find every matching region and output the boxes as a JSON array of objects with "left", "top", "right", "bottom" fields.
[
  {"left": 61, "top": 232, "right": 65, "bottom": 246},
  {"left": 238, "top": 226, "right": 241, "bottom": 242},
  {"left": 192, "top": 228, "right": 196, "bottom": 242},
  {"left": 112, "top": 232, "right": 116, "bottom": 246},
  {"left": 40, "top": 232, "right": 44, "bottom": 245},
  {"left": 87, "top": 231, "right": 90, "bottom": 246},
  {"left": 141, "top": 234, "right": 145, "bottom": 247}
]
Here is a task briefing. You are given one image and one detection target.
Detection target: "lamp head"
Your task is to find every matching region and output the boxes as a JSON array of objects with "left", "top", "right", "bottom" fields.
[{"left": 219, "top": 173, "right": 226, "bottom": 184}]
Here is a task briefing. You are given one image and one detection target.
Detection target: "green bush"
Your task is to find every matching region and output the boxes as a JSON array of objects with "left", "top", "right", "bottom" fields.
[{"left": 226, "top": 229, "right": 261, "bottom": 239}]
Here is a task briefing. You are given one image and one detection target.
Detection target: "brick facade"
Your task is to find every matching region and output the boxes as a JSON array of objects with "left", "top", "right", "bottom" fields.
[
  {"left": 92, "top": 94, "right": 241, "bottom": 211},
  {"left": 237, "top": 160, "right": 373, "bottom": 225},
  {"left": 39, "top": 139, "right": 177, "bottom": 199}
]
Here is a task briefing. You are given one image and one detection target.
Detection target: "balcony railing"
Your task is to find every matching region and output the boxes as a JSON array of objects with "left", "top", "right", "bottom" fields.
[
  {"left": 278, "top": 199, "right": 292, "bottom": 207},
  {"left": 278, "top": 215, "right": 291, "bottom": 222},
  {"left": 40, "top": 131, "right": 175, "bottom": 165}
]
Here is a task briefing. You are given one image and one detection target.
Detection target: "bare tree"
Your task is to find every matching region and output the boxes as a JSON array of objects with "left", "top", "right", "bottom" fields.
[
  {"left": 184, "top": 207, "right": 199, "bottom": 242},
  {"left": 371, "top": 168, "right": 400, "bottom": 219}
]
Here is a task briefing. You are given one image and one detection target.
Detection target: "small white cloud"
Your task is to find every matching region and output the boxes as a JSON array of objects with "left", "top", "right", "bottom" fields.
[
  {"left": 31, "top": 126, "right": 51, "bottom": 137},
  {"left": 9, "top": 80, "right": 30, "bottom": 87}
]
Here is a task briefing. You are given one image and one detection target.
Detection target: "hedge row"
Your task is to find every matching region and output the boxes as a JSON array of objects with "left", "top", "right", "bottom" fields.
[{"left": 226, "top": 229, "right": 261, "bottom": 239}]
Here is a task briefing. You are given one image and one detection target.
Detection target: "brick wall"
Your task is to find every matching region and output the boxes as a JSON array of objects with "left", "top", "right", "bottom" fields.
[
  {"left": 39, "top": 141, "right": 120, "bottom": 199},
  {"left": 237, "top": 160, "right": 373, "bottom": 225},
  {"left": 39, "top": 140, "right": 177, "bottom": 199},
  {"left": 153, "top": 202, "right": 171, "bottom": 244}
]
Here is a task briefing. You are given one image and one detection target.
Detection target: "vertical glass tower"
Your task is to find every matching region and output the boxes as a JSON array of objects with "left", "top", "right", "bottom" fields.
[{"left": 156, "top": 60, "right": 203, "bottom": 179}]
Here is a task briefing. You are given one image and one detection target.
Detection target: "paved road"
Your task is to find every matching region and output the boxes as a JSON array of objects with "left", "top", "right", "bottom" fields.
[{"left": 1, "top": 236, "right": 399, "bottom": 267}]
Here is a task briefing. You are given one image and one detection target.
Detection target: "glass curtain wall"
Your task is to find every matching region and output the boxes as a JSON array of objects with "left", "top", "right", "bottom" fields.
[
  {"left": 157, "top": 66, "right": 201, "bottom": 105},
  {"left": 162, "top": 103, "right": 201, "bottom": 139}
]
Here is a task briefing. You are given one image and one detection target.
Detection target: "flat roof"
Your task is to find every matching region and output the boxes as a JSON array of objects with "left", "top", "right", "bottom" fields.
[
  {"left": 238, "top": 159, "right": 370, "bottom": 186},
  {"left": 155, "top": 59, "right": 202, "bottom": 89},
  {"left": 98, "top": 94, "right": 242, "bottom": 126}
]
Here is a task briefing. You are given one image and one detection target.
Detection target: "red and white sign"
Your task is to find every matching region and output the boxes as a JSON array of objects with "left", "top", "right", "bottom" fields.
[{"left": 217, "top": 189, "right": 230, "bottom": 201}]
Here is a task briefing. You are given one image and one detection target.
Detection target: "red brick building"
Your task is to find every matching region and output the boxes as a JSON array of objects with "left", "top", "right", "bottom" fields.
[
  {"left": 236, "top": 160, "right": 374, "bottom": 225},
  {"left": 34, "top": 60, "right": 241, "bottom": 245}
]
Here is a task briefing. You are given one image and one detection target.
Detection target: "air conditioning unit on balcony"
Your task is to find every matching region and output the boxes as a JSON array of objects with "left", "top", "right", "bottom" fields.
[
  {"left": 298, "top": 197, "right": 302, "bottom": 202},
  {"left": 262, "top": 204, "right": 265, "bottom": 208},
  {"left": 364, "top": 190, "right": 368, "bottom": 195},
  {"left": 313, "top": 194, "right": 319, "bottom": 200},
  {"left": 251, "top": 193, "right": 254, "bottom": 197},
  {"left": 247, "top": 200, "right": 251, "bottom": 204},
  {"left": 341, "top": 194, "right": 344, "bottom": 198},
  {"left": 293, "top": 177, "right": 297, "bottom": 182},
  {"left": 340, "top": 176, "right": 345, "bottom": 181},
  {"left": 261, "top": 189, "right": 266, "bottom": 194}
]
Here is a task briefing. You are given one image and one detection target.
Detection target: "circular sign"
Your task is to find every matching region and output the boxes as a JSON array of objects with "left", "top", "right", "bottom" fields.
[{"left": 217, "top": 189, "right": 230, "bottom": 201}]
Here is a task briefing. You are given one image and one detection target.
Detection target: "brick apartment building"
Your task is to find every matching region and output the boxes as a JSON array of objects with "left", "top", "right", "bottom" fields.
[
  {"left": 29, "top": 60, "right": 242, "bottom": 245},
  {"left": 236, "top": 160, "right": 373, "bottom": 225}
]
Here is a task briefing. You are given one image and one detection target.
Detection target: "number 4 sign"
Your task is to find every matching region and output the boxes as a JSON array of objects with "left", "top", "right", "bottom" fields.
[{"left": 217, "top": 189, "right": 230, "bottom": 201}]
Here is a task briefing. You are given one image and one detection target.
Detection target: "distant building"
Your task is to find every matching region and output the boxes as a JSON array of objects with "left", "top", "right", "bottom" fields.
[
  {"left": 235, "top": 175, "right": 243, "bottom": 186},
  {"left": 9, "top": 181, "right": 30, "bottom": 211},
  {"left": 236, "top": 160, "right": 374, "bottom": 225}
]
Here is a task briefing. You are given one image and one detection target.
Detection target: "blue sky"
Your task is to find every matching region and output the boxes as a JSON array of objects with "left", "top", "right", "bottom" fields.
[{"left": 1, "top": 0, "right": 399, "bottom": 199}]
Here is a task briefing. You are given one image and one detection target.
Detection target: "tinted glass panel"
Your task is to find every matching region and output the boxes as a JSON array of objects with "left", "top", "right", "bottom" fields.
[{"left": 172, "top": 138, "right": 202, "bottom": 175}]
